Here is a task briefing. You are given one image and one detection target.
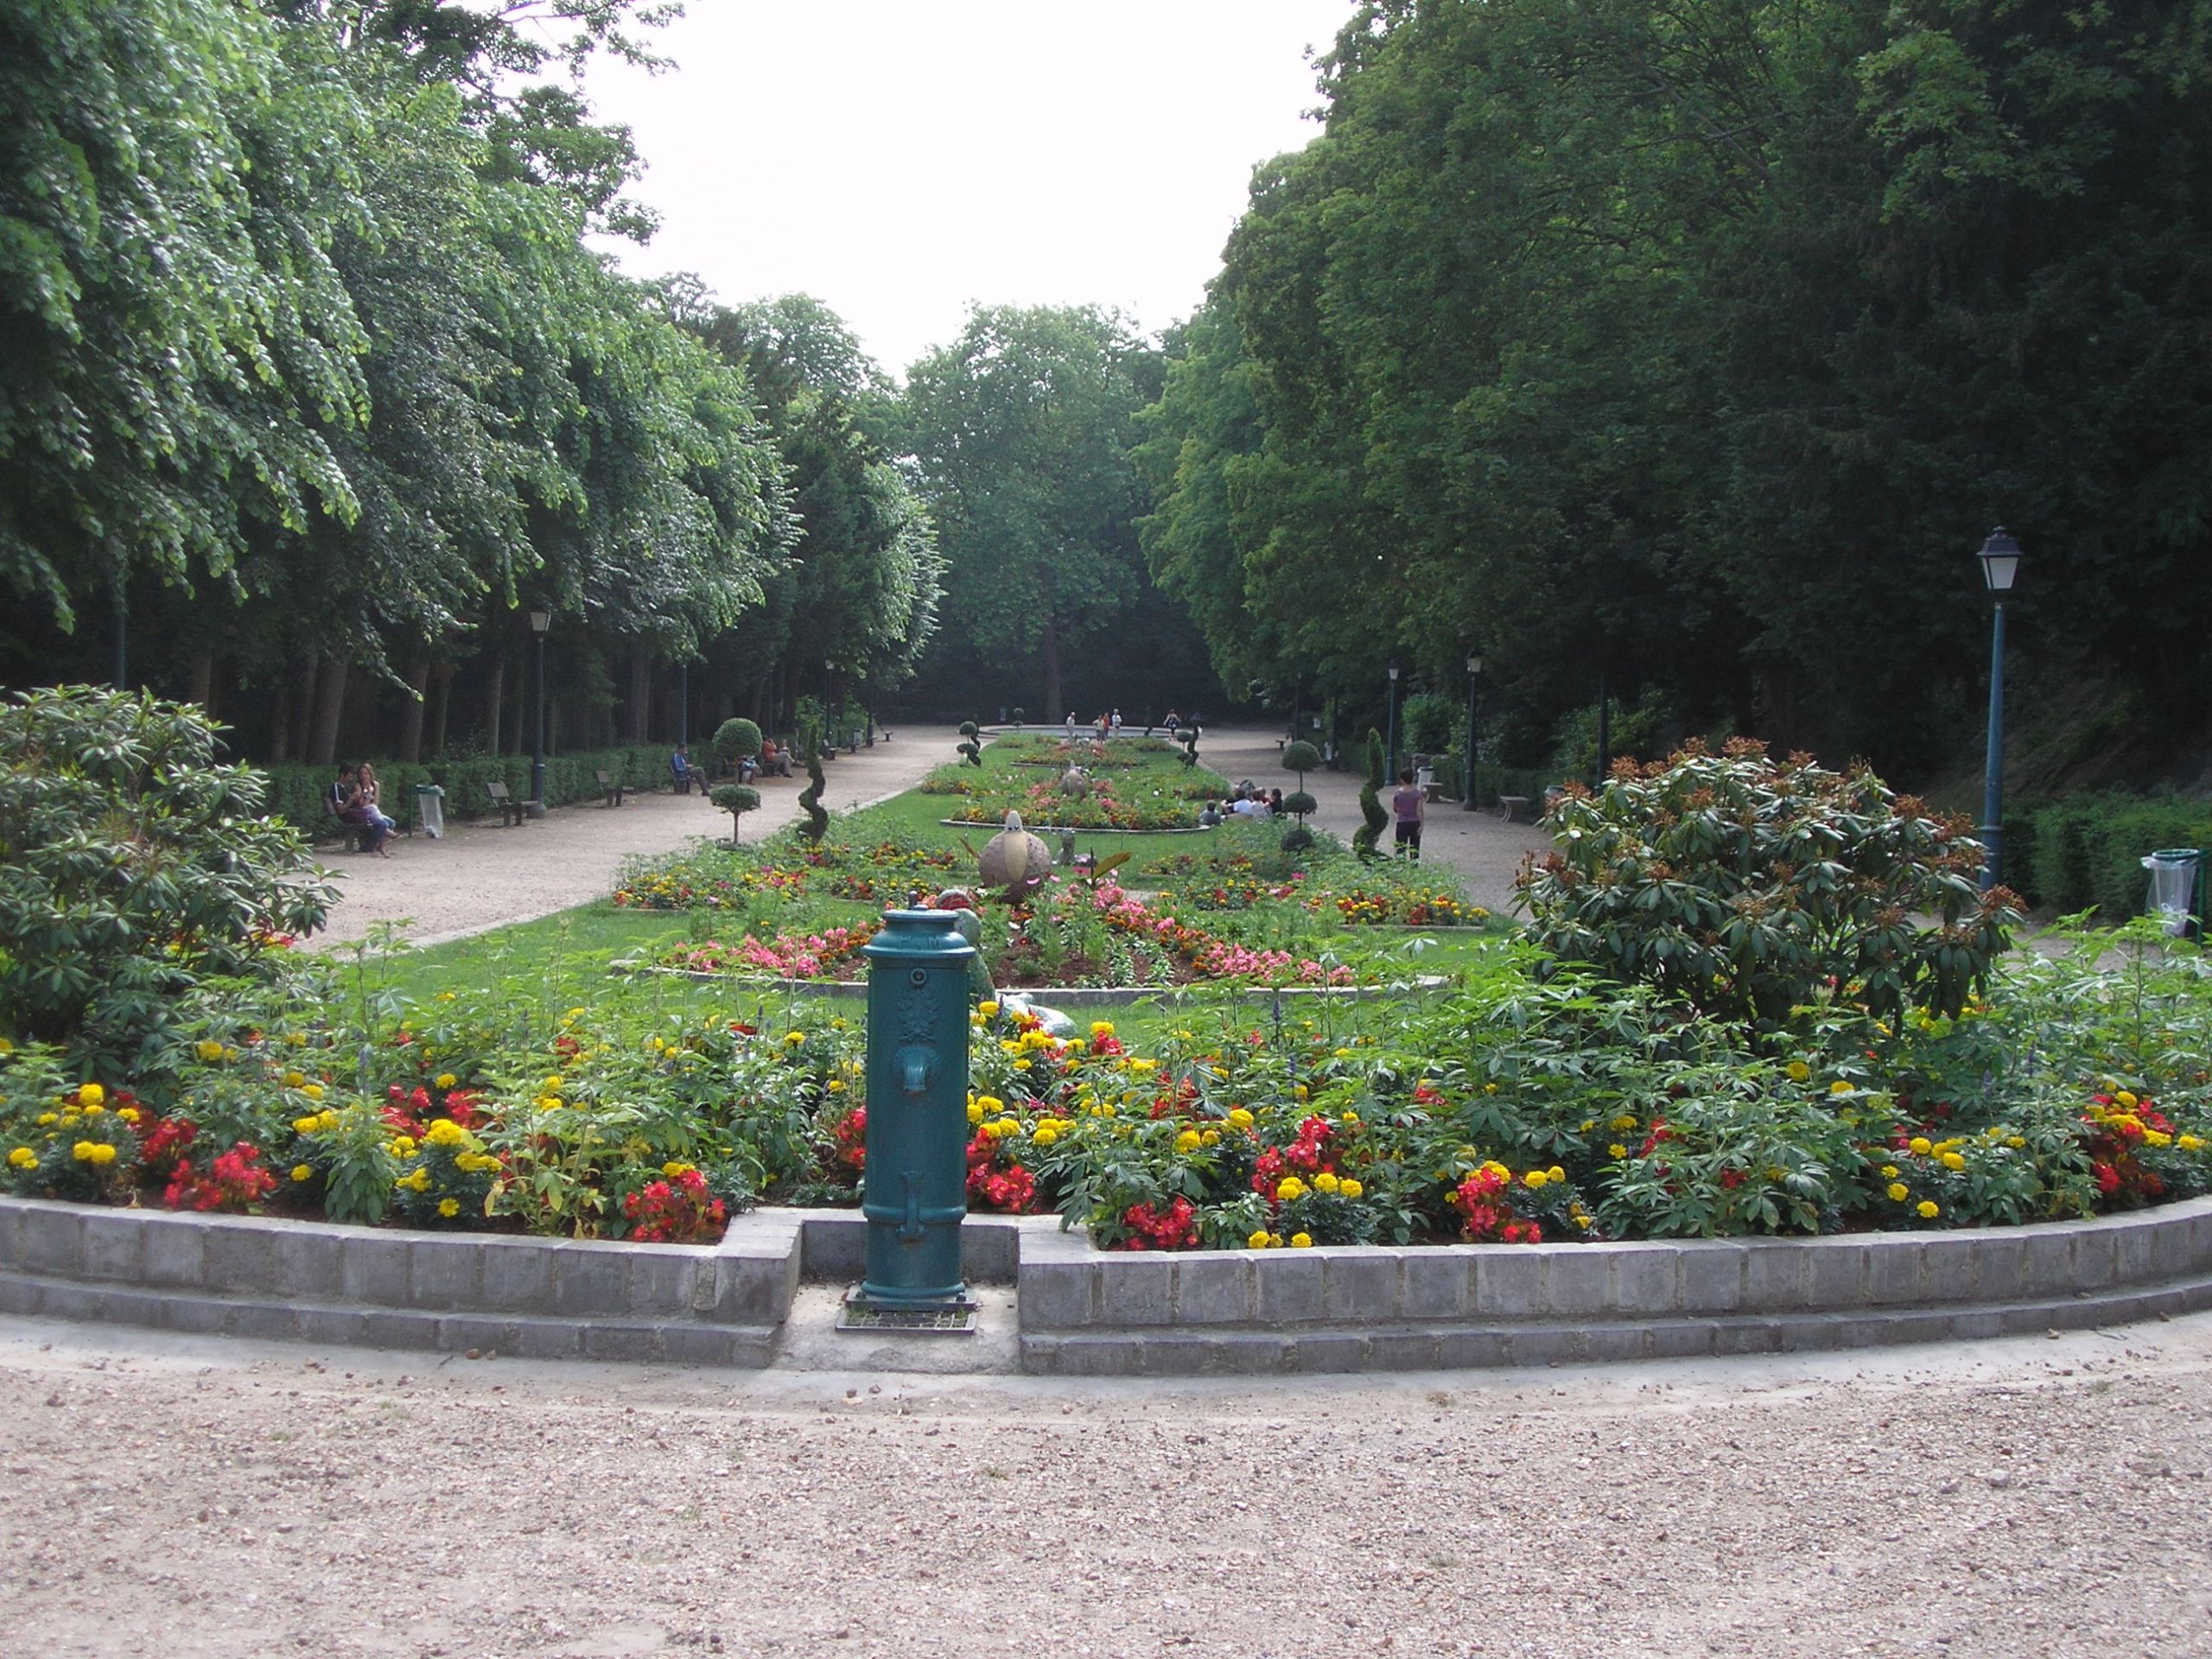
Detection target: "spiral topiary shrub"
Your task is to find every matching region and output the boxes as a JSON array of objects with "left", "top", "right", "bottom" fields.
[
  {"left": 957, "top": 720, "right": 982, "bottom": 767},
  {"left": 1352, "top": 729, "right": 1387, "bottom": 858},
  {"left": 1515, "top": 739, "right": 2019, "bottom": 1027},
  {"left": 798, "top": 741, "right": 829, "bottom": 842}
]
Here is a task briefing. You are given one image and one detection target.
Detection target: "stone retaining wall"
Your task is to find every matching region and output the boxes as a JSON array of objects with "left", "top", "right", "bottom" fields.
[{"left": 7, "top": 1194, "right": 2212, "bottom": 1374}]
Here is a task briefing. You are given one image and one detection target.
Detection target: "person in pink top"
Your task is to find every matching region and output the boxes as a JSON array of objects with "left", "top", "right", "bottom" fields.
[{"left": 1390, "top": 767, "right": 1425, "bottom": 861}]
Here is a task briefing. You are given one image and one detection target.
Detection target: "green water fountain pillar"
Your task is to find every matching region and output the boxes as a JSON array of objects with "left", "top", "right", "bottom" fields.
[{"left": 858, "top": 909, "right": 976, "bottom": 1305}]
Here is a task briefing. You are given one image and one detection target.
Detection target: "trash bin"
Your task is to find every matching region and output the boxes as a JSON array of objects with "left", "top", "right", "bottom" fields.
[
  {"left": 2141, "top": 848, "right": 2202, "bottom": 938},
  {"left": 415, "top": 784, "right": 445, "bottom": 841}
]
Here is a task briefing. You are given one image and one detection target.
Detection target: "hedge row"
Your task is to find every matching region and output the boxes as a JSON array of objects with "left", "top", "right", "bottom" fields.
[
  {"left": 2012, "top": 792, "right": 2209, "bottom": 920},
  {"left": 259, "top": 745, "right": 677, "bottom": 839}
]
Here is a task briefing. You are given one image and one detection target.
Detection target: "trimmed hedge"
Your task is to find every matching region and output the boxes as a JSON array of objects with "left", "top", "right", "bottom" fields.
[
  {"left": 2021, "top": 791, "right": 2209, "bottom": 920},
  {"left": 262, "top": 745, "right": 674, "bottom": 840}
]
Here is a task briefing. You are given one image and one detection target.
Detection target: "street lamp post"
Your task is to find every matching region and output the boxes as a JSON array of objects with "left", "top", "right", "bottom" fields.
[
  {"left": 1463, "top": 652, "right": 1483, "bottom": 810},
  {"left": 1976, "top": 527, "right": 2022, "bottom": 892},
  {"left": 529, "top": 609, "right": 550, "bottom": 806},
  {"left": 1384, "top": 661, "right": 1401, "bottom": 782}
]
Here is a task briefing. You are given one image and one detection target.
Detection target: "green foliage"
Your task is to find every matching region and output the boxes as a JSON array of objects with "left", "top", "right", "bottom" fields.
[
  {"left": 2025, "top": 792, "right": 2209, "bottom": 922},
  {"left": 709, "top": 782, "right": 762, "bottom": 842},
  {"left": 1353, "top": 729, "right": 1388, "bottom": 858},
  {"left": 258, "top": 745, "right": 669, "bottom": 834},
  {"left": 798, "top": 742, "right": 829, "bottom": 842},
  {"left": 1281, "top": 740, "right": 1321, "bottom": 776},
  {"left": 712, "top": 718, "right": 764, "bottom": 770},
  {"left": 1517, "top": 741, "right": 2017, "bottom": 1027},
  {"left": 1402, "top": 692, "right": 1460, "bottom": 759},
  {"left": 0, "top": 687, "right": 335, "bottom": 1072}
]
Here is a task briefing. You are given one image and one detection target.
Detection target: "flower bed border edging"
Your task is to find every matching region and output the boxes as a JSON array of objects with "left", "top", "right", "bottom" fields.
[{"left": 5, "top": 1195, "right": 2209, "bottom": 1374}]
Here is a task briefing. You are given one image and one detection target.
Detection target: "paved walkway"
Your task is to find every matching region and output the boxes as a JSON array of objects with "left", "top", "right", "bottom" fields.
[{"left": 310, "top": 727, "right": 965, "bottom": 950}]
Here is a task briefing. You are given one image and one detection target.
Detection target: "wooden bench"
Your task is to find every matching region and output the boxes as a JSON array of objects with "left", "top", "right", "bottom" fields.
[
  {"left": 594, "top": 768, "right": 628, "bottom": 807},
  {"left": 483, "top": 779, "right": 530, "bottom": 826},
  {"left": 1496, "top": 795, "right": 1532, "bottom": 823},
  {"left": 1422, "top": 782, "right": 1448, "bottom": 805}
]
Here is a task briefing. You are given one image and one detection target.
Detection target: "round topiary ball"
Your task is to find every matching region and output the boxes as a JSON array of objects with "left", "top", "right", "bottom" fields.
[
  {"left": 1282, "top": 740, "right": 1321, "bottom": 775},
  {"left": 1283, "top": 791, "right": 1318, "bottom": 818},
  {"left": 712, "top": 717, "right": 763, "bottom": 770},
  {"left": 709, "top": 783, "right": 761, "bottom": 814},
  {"left": 959, "top": 719, "right": 979, "bottom": 737}
]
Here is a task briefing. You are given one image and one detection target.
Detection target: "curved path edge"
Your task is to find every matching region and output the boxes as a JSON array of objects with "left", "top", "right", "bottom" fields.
[{"left": 7, "top": 1194, "right": 2209, "bottom": 1374}]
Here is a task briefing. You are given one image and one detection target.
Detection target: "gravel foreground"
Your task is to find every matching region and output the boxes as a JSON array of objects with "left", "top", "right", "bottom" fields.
[{"left": 6, "top": 1314, "right": 2210, "bottom": 1658}]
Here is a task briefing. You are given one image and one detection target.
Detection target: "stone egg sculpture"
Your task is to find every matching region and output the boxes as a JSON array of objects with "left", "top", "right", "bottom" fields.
[
  {"left": 977, "top": 810, "right": 1050, "bottom": 902},
  {"left": 1058, "top": 765, "right": 1090, "bottom": 800}
]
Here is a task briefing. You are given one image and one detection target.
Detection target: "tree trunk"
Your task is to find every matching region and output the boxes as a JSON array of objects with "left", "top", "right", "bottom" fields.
[
  {"left": 270, "top": 671, "right": 295, "bottom": 764},
  {"left": 186, "top": 650, "right": 215, "bottom": 711},
  {"left": 430, "top": 663, "right": 453, "bottom": 759},
  {"left": 273, "top": 654, "right": 316, "bottom": 763},
  {"left": 1040, "top": 609, "right": 1063, "bottom": 724},
  {"left": 308, "top": 655, "right": 349, "bottom": 766},
  {"left": 397, "top": 652, "right": 430, "bottom": 764},
  {"left": 626, "top": 652, "right": 651, "bottom": 744},
  {"left": 483, "top": 652, "right": 505, "bottom": 758}
]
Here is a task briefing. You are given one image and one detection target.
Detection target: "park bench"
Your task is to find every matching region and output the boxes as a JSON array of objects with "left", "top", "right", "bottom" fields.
[
  {"left": 483, "top": 779, "right": 530, "bottom": 826},
  {"left": 1496, "top": 795, "right": 1532, "bottom": 823},
  {"left": 594, "top": 768, "right": 628, "bottom": 807}
]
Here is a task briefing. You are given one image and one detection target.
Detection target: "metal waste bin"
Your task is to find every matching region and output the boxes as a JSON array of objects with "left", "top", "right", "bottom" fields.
[
  {"left": 415, "top": 784, "right": 446, "bottom": 841},
  {"left": 2141, "top": 848, "right": 2202, "bottom": 938}
]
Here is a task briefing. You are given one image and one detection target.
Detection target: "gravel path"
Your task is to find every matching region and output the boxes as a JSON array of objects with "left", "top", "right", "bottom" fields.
[
  {"left": 4, "top": 1311, "right": 2208, "bottom": 1657},
  {"left": 309, "top": 728, "right": 967, "bottom": 950}
]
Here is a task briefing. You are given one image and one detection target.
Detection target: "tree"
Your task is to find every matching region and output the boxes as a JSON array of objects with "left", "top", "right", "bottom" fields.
[
  {"left": 899, "top": 306, "right": 1160, "bottom": 721},
  {"left": 709, "top": 782, "right": 760, "bottom": 843}
]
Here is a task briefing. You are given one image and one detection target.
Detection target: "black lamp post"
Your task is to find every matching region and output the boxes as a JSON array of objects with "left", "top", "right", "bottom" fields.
[
  {"left": 1384, "top": 660, "right": 1401, "bottom": 781},
  {"left": 1463, "top": 651, "right": 1483, "bottom": 810},
  {"left": 1976, "top": 526, "right": 2021, "bottom": 892},
  {"left": 529, "top": 608, "right": 550, "bottom": 806}
]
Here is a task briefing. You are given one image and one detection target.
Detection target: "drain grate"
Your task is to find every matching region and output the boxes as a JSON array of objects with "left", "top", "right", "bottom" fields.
[{"left": 836, "top": 1293, "right": 981, "bottom": 1335}]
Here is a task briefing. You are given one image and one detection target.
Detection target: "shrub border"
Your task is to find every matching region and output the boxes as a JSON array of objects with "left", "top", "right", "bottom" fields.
[{"left": 5, "top": 1195, "right": 2209, "bottom": 1373}]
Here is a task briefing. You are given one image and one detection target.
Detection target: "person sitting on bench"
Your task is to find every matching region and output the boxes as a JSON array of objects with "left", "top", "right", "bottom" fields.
[
  {"left": 760, "top": 738, "right": 793, "bottom": 778},
  {"left": 670, "top": 744, "right": 698, "bottom": 794}
]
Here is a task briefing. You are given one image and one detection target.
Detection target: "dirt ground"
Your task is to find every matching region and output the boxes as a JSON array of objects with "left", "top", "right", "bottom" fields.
[{"left": 3, "top": 1311, "right": 2209, "bottom": 1658}]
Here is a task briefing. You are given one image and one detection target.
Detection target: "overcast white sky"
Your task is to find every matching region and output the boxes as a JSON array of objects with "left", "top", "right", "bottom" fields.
[{"left": 581, "top": 0, "right": 1353, "bottom": 377}]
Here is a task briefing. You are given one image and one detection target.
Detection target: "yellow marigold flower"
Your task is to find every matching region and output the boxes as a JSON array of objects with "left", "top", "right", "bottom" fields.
[
  {"left": 389, "top": 1136, "right": 417, "bottom": 1158},
  {"left": 195, "top": 1039, "right": 226, "bottom": 1064},
  {"left": 77, "top": 1084, "right": 104, "bottom": 1108},
  {"left": 994, "top": 1116, "right": 1020, "bottom": 1138},
  {"left": 1829, "top": 1081, "right": 1853, "bottom": 1096},
  {"left": 2116, "top": 1091, "right": 2139, "bottom": 1109},
  {"left": 1228, "top": 1109, "right": 1255, "bottom": 1130},
  {"left": 71, "top": 1141, "right": 99, "bottom": 1162},
  {"left": 1200, "top": 1128, "right": 1220, "bottom": 1147},
  {"left": 1548, "top": 1165, "right": 1566, "bottom": 1183},
  {"left": 1294, "top": 1084, "right": 1309, "bottom": 1101},
  {"left": 1268, "top": 1232, "right": 1283, "bottom": 1248},
  {"left": 2180, "top": 1135, "right": 2203, "bottom": 1153},
  {"left": 438, "top": 1198, "right": 461, "bottom": 1218},
  {"left": 91, "top": 1143, "right": 115, "bottom": 1165},
  {"left": 1880, "top": 1164, "right": 1900, "bottom": 1179},
  {"left": 435, "top": 1073, "right": 458, "bottom": 1090},
  {"left": 1174, "top": 1130, "right": 1202, "bottom": 1154},
  {"left": 1129, "top": 1058, "right": 1157, "bottom": 1074},
  {"left": 1610, "top": 1143, "right": 1629, "bottom": 1160},
  {"left": 300, "top": 1083, "right": 324, "bottom": 1102},
  {"left": 282, "top": 1071, "right": 308, "bottom": 1089},
  {"left": 2145, "top": 1130, "right": 2173, "bottom": 1148},
  {"left": 1611, "top": 1114, "right": 1638, "bottom": 1132},
  {"left": 977, "top": 1095, "right": 1002, "bottom": 1113},
  {"left": 1013, "top": 1059, "right": 1033, "bottom": 1071},
  {"left": 82, "top": 1103, "right": 104, "bottom": 1117},
  {"left": 662, "top": 1160, "right": 693, "bottom": 1178},
  {"left": 407, "top": 1169, "right": 433, "bottom": 1192},
  {"left": 1338, "top": 1178, "right": 1363, "bottom": 1199},
  {"left": 291, "top": 1165, "right": 313, "bottom": 1183},
  {"left": 1090, "top": 1020, "right": 1115, "bottom": 1039},
  {"left": 977, "top": 1001, "right": 1000, "bottom": 1019},
  {"left": 1888, "top": 1182, "right": 1910, "bottom": 1202},
  {"left": 1941, "top": 1151, "right": 1967, "bottom": 1171},
  {"left": 1290, "top": 1232, "right": 1313, "bottom": 1249},
  {"left": 537, "top": 1096, "right": 562, "bottom": 1113},
  {"left": 1917, "top": 1200, "right": 1940, "bottom": 1219},
  {"left": 35, "top": 1113, "right": 57, "bottom": 1127},
  {"left": 1523, "top": 1169, "right": 1548, "bottom": 1190},
  {"left": 1908, "top": 1136, "right": 1932, "bottom": 1155},
  {"left": 1785, "top": 1061, "right": 1811, "bottom": 1082},
  {"left": 967, "top": 1101, "right": 984, "bottom": 1124},
  {"left": 425, "top": 1119, "right": 467, "bottom": 1147},
  {"left": 1484, "top": 1083, "right": 1499, "bottom": 1095},
  {"left": 294, "top": 1116, "right": 322, "bottom": 1135},
  {"left": 542, "top": 1075, "right": 563, "bottom": 1091},
  {"left": 8, "top": 1147, "right": 37, "bottom": 1168},
  {"left": 1033, "top": 1123, "right": 1058, "bottom": 1148},
  {"left": 1313, "top": 1172, "right": 1340, "bottom": 1195},
  {"left": 1248, "top": 1230, "right": 1270, "bottom": 1250},
  {"left": 1275, "top": 1176, "right": 1306, "bottom": 1202},
  {"left": 118, "top": 1107, "right": 139, "bottom": 1124}
]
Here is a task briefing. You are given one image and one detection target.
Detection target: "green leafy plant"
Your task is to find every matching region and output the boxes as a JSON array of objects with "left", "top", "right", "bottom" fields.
[
  {"left": 957, "top": 720, "right": 982, "bottom": 767},
  {"left": 0, "top": 686, "right": 336, "bottom": 1074},
  {"left": 798, "top": 739, "right": 829, "bottom": 842},
  {"left": 709, "top": 783, "right": 762, "bottom": 843},
  {"left": 1353, "top": 729, "right": 1388, "bottom": 859},
  {"left": 712, "top": 718, "right": 763, "bottom": 778},
  {"left": 1281, "top": 739, "right": 1321, "bottom": 851},
  {"left": 1516, "top": 740, "right": 2018, "bottom": 1027}
]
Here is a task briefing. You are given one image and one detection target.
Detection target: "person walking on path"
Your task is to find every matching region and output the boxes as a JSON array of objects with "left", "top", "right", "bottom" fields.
[{"left": 1391, "top": 767, "right": 1425, "bottom": 861}]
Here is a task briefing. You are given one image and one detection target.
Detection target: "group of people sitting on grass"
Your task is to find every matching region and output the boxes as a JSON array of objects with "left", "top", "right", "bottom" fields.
[
  {"left": 328, "top": 761, "right": 397, "bottom": 856},
  {"left": 1198, "top": 782, "right": 1286, "bottom": 827}
]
